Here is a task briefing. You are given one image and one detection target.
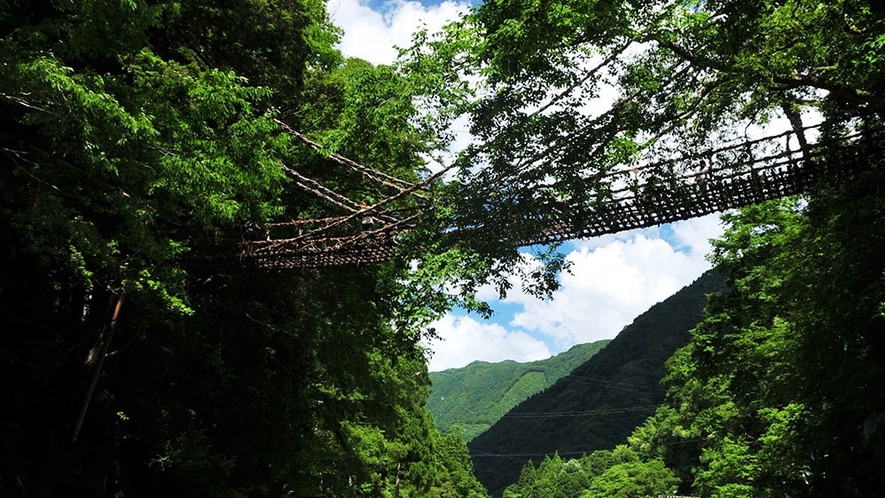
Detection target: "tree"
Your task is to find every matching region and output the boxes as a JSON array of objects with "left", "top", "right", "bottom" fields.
[
  {"left": 626, "top": 158, "right": 885, "bottom": 495},
  {"left": 429, "top": 430, "right": 491, "bottom": 498},
  {"left": 501, "top": 446, "right": 679, "bottom": 498},
  {"left": 401, "top": 4, "right": 885, "bottom": 490},
  {"left": 0, "top": 2, "right": 487, "bottom": 496},
  {"left": 582, "top": 458, "right": 678, "bottom": 498},
  {"left": 401, "top": 0, "right": 885, "bottom": 302}
]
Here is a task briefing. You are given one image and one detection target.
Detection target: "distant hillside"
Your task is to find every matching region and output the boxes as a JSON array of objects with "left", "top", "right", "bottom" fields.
[
  {"left": 427, "top": 341, "right": 610, "bottom": 442},
  {"left": 468, "top": 271, "right": 727, "bottom": 497}
]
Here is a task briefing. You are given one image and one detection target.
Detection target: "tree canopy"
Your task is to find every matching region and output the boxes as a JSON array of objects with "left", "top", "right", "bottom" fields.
[
  {"left": 0, "top": 1, "right": 486, "bottom": 496},
  {"left": 628, "top": 170, "right": 885, "bottom": 496},
  {"left": 484, "top": 166, "right": 884, "bottom": 497},
  {"left": 404, "top": 0, "right": 885, "bottom": 495},
  {"left": 401, "top": 0, "right": 885, "bottom": 301}
]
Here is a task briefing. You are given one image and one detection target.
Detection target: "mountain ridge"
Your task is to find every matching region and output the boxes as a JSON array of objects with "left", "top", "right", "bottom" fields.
[{"left": 467, "top": 271, "right": 727, "bottom": 496}]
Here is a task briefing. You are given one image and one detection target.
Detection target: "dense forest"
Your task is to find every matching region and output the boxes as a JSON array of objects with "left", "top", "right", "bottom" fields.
[
  {"left": 0, "top": 1, "right": 487, "bottom": 496},
  {"left": 2, "top": 0, "right": 884, "bottom": 496},
  {"left": 428, "top": 341, "right": 609, "bottom": 441}
]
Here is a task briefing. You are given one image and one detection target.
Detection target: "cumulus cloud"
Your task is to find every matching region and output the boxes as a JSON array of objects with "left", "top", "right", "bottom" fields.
[
  {"left": 508, "top": 230, "right": 713, "bottom": 348},
  {"left": 327, "top": 0, "right": 469, "bottom": 66},
  {"left": 669, "top": 212, "right": 723, "bottom": 259},
  {"left": 424, "top": 215, "right": 724, "bottom": 371},
  {"left": 425, "top": 314, "right": 552, "bottom": 371}
]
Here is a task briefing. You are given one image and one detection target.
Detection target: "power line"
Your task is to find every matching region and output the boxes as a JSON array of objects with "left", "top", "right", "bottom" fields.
[
  {"left": 502, "top": 404, "right": 659, "bottom": 418},
  {"left": 472, "top": 450, "right": 592, "bottom": 458},
  {"left": 470, "top": 438, "right": 707, "bottom": 459},
  {"left": 562, "top": 374, "right": 667, "bottom": 394}
]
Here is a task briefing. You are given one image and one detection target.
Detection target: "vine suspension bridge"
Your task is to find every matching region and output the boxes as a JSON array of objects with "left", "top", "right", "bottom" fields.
[{"left": 202, "top": 121, "right": 875, "bottom": 270}]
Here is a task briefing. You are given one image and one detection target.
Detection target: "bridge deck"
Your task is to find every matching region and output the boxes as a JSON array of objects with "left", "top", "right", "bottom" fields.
[{"left": 189, "top": 125, "right": 873, "bottom": 270}]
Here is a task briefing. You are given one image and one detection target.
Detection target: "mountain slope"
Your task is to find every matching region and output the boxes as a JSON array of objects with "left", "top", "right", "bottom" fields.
[
  {"left": 428, "top": 341, "right": 610, "bottom": 441},
  {"left": 468, "top": 271, "right": 726, "bottom": 496}
]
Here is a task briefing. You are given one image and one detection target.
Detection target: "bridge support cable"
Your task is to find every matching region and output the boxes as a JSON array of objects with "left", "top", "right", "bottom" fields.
[
  {"left": 275, "top": 119, "right": 426, "bottom": 197},
  {"left": 490, "top": 124, "right": 871, "bottom": 247},
  {"left": 187, "top": 121, "right": 879, "bottom": 270}
]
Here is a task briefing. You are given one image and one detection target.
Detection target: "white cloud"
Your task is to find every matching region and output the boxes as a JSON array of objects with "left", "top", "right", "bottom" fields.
[
  {"left": 327, "top": 0, "right": 470, "bottom": 66},
  {"left": 424, "top": 314, "right": 552, "bottom": 372},
  {"left": 669, "top": 212, "right": 723, "bottom": 259},
  {"left": 430, "top": 215, "right": 722, "bottom": 371},
  {"left": 508, "top": 230, "right": 713, "bottom": 348},
  {"left": 423, "top": 216, "right": 724, "bottom": 371}
]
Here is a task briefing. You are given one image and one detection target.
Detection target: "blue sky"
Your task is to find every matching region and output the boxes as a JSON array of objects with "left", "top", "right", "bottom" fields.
[{"left": 326, "top": 0, "right": 726, "bottom": 371}]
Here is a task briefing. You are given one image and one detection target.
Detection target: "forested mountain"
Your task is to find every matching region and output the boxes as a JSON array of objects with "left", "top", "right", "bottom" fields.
[
  {"left": 469, "top": 272, "right": 726, "bottom": 496},
  {"left": 428, "top": 340, "right": 610, "bottom": 441}
]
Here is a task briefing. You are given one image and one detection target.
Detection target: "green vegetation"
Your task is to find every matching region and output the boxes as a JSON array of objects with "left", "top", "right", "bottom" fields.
[
  {"left": 503, "top": 171, "right": 885, "bottom": 496},
  {"left": 398, "top": 0, "right": 885, "bottom": 306},
  {"left": 2, "top": 0, "right": 884, "bottom": 496},
  {"left": 404, "top": 0, "right": 885, "bottom": 493},
  {"left": 0, "top": 1, "right": 485, "bottom": 496},
  {"left": 502, "top": 447, "right": 678, "bottom": 498},
  {"left": 428, "top": 341, "right": 610, "bottom": 441},
  {"left": 630, "top": 179, "right": 885, "bottom": 496},
  {"left": 469, "top": 272, "right": 724, "bottom": 496}
]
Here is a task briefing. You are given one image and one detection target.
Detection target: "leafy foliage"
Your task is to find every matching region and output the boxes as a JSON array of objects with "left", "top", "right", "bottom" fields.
[
  {"left": 0, "top": 1, "right": 488, "bottom": 496},
  {"left": 400, "top": 0, "right": 885, "bottom": 304},
  {"left": 502, "top": 446, "right": 678, "bottom": 498},
  {"left": 3, "top": 0, "right": 884, "bottom": 496},
  {"left": 628, "top": 163, "right": 885, "bottom": 496},
  {"left": 401, "top": 2, "right": 885, "bottom": 492},
  {"left": 494, "top": 159, "right": 885, "bottom": 497}
]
